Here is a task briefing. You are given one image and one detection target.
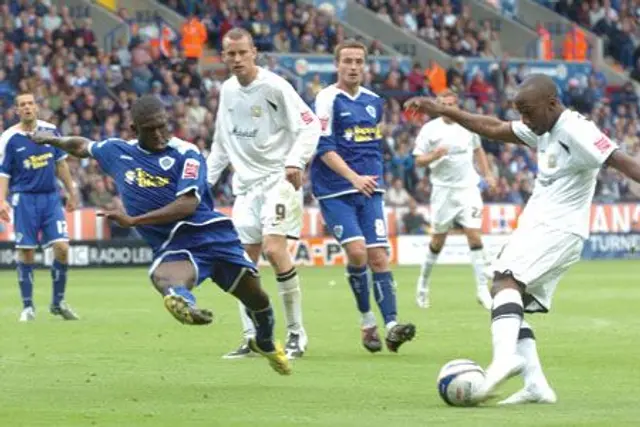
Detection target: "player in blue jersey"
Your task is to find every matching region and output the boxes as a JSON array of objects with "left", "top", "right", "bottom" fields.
[
  {"left": 0, "top": 92, "right": 79, "bottom": 322},
  {"left": 310, "top": 40, "right": 416, "bottom": 353},
  {"left": 31, "top": 95, "right": 291, "bottom": 375}
]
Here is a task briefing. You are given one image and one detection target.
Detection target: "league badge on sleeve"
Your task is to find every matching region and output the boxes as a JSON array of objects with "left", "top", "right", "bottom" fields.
[{"left": 182, "top": 159, "right": 200, "bottom": 180}]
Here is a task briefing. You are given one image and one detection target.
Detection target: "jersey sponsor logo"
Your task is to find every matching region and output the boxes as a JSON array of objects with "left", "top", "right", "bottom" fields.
[
  {"left": 159, "top": 156, "right": 175, "bottom": 170},
  {"left": 594, "top": 135, "right": 612, "bottom": 154},
  {"left": 343, "top": 125, "right": 382, "bottom": 143},
  {"left": 301, "top": 110, "right": 314, "bottom": 125},
  {"left": 23, "top": 152, "right": 53, "bottom": 170},
  {"left": 182, "top": 159, "right": 200, "bottom": 180},
  {"left": 124, "top": 168, "right": 170, "bottom": 188},
  {"left": 232, "top": 126, "right": 258, "bottom": 138}
]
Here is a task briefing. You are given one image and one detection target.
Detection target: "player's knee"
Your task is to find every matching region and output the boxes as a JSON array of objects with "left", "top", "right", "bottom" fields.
[
  {"left": 491, "top": 270, "right": 524, "bottom": 298},
  {"left": 261, "top": 237, "right": 288, "bottom": 267},
  {"left": 430, "top": 234, "right": 447, "bottom": 253},
  {"left": 232, "top": 271, "right": 269, "bottom": 310},
  {"left": 464, "top": 229, "right": 483, "bottom": 248},
  {"left": 18, "top": 249, "right": 35, "bottom": 264},
  {"left": 52, "top": 242, "right": 69, "bottom": 262},
  {"left": 344, "top": 241, "right": 367, "bottom": 267},
  {"left": 367, "top": 247, "right": 389, "bottom": 272}
]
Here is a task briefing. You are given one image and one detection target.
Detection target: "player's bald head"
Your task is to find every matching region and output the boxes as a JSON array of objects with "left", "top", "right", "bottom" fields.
[
  {"left": 514, "top": 74, "right": 564, "bottom": 135},
  {"left": 131, "top": 95, "right": 166, "bottom": 125},
  {"left": 515, "top": 74, "right": 559, "bottom": 106}
]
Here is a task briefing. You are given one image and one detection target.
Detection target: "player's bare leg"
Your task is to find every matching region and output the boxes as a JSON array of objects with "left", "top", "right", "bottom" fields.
[
  {"left": 224, "top": 243, "right": 261, "bottom": 359},
  {"left": 49, "top": 241, "right": 79, "bottom": 320},
  {"left": 368, "top": 247, "right": 416, "bottom": 352},
  {"left": 472, "top": 274, "right": 526, "bottom": 403},
  {"left": 498, "top": 319, "right": 557, "bottom": 405},
  {"left": 462, "top": 228, "right": 492, "bottom": 310},
  {"left": 17, "top": 249, "right": 36, "bottom": 322},
  {"left": 262, "top": 234, "right": 307, "bottom": 359},
  {"left": 151, "top": 260, "right": 213, "bottom": 325},
  {"left": 416, "top": 233, "right": 446, "bottom": 308},
  {"left": 231, "top": 270, "right": 291, "bottom": 375},
  {"left": 344, "top": 239, "right": 381, "bottom": 353}
]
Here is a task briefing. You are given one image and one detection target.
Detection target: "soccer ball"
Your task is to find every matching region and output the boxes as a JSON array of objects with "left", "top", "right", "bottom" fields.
[{"left": 437, "top": 359, "right": 485, "bottom": 407}]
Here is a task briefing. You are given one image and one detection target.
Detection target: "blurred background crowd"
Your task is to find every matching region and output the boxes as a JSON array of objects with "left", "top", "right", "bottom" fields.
[{"left": 1, "top": 0, "right": 640, "bottom": 237}]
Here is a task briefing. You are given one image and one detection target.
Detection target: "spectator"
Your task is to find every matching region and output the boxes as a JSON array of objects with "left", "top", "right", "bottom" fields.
[{"left": 402, "top": 199, "right": 429, "bottom": 234}]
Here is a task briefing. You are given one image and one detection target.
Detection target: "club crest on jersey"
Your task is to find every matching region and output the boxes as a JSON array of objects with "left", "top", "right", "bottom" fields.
[
  {"left": 333, "top": 225, "right": 344, "bottom": 240},
  {"left": 15, "top": 232, "right": 22, "bottom": 243},
  {"left": 366, "top": 105, "right": 376, "bottom": 119},
  {"left": 547, "top": 153, "right": 557, "bottom": 168},
  {"left": 159, "top": 156, "right": 175, "bottom": 171},
  {"left": 251, "top": 105, "right": 262, "bottom": 117}
]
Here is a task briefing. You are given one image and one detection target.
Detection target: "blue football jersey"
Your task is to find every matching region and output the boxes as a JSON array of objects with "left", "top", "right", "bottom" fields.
[
  {"left": 310, "top": 85, "right": 385, "bottom": 199},
  {"left": 0, "top": 121, "right": 66, "bottom": 193},
  {"left": 88, "top": 137, "right": 231, "bottom": 255}
]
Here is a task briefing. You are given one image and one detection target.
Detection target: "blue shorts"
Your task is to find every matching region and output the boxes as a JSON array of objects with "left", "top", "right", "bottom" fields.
[
  {"left": 149, "top": 220, "right": 258, "bottom": 293},
  {"left": 11, "top": 192, "right": 68, "bottom": 248},
  {"left": 319, "top": 192, "right": 388, "bottom": 247}
]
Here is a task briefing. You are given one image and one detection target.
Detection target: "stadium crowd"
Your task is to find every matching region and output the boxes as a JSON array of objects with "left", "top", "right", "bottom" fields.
[{"left": 0, "top": 0, "right": 639, "bottom": 237}]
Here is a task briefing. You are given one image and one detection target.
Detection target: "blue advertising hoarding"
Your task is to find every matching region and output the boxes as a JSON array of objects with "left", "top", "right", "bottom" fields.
[
  {"left": 582, "top": 233, "right": 640, "bottom": 260},
  {"left": 275, "top": 55, "right": 412, "bottom": 88}
]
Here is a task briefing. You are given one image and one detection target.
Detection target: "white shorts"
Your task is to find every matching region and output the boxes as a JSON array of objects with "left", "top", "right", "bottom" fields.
[
  {"left": 232, "top": 177, "right": 303, "bottom": 245},
  {"left": 430, "top": 186, "right": 483, "bottom": 234},
  {"left": 491, "top": 223, "right": 584, "bottom": 313}
]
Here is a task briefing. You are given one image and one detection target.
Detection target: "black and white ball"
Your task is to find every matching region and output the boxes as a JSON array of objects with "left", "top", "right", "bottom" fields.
[{"left": 437, "top": 359, "right": 485, "bottom": 407}]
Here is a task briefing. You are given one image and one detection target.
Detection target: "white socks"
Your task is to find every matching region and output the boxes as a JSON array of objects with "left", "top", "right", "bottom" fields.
[
  {"left": 276, "top": 268, "right": 305, "bottom": 335},
  {"left": 490, "top": 288, "right": 523, "bottom": 362}
]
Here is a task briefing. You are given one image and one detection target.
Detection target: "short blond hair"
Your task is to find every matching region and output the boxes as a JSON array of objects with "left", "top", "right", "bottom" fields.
[
  {"left": 222, "top": 27, "right": 254, "bottom": 47},
  {"left": 334, "top": 39, "right": 368, "bottom": 62}
]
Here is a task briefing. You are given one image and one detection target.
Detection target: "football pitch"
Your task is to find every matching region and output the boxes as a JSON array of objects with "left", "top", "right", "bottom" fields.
[{"left": 1, "top": 261, "right": 639, "bottom": 427}]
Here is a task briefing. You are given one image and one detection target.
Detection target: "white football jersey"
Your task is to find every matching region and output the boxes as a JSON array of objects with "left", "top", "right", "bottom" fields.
[
  {"left": 512, "top": 109, "right": 617, "bottom": 239},
  {"left": 413, "top": 117, "right": 481, "bottom": 189},
  {"left": 207, "top": 67, "right": 321, "bottom": 195}
]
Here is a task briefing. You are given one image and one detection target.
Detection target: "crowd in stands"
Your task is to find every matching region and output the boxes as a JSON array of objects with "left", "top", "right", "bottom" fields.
[
  {"left": 537, "top": 0, "right": 640, "bottom": 79},
  {"left": 1, "top": 1, "right": 640, "bottom": 237}
]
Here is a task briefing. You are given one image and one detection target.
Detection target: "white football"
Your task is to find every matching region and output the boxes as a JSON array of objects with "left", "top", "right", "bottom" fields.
[{"left": 437, "top": 359, "right": 485, "bottom": 407}]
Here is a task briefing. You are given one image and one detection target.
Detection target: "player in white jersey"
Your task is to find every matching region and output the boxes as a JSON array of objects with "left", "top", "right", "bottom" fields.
[
  {"left": 405, "top": 74, "right": 640, "bottom": 405},
  {"left": 412, "top": 90, "right": 494, "bottom": 310},
  {"left": 207, "top": 28, "right": 321, "bottom": 360}
]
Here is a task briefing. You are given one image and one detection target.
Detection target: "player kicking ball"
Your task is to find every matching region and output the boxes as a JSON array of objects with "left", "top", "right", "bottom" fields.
[
  {"left": 0, "top": 91, "right": 79, "bottom": 321},
  {"left": 31, "top": 95, "right": 291, "bottom": 376},
  {"left": 208, "top": 28, "right": 320, "bottom": 360},
  {"left": 412, "top": 89, "right": 495, "bottom": 310},
  {"left": 310, "top": 40, "right": 416, "bottom": 353},
  {"left": 406, "top": 74, "right": 640, "bottom": 404}
]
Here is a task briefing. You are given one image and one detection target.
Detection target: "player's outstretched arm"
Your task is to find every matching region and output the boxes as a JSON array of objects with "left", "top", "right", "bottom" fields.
[
  {"left": 605, "top": 150, "right": 640, "bottom": 183},
  {"left": 405, "top": 97, "right": 523, "bottom": 144},
  {"left": 99, "top": 192, "right": 200, "bottom": 228},
  {"left": 31, "top": 133, "right": 91, "bottom": 158}
]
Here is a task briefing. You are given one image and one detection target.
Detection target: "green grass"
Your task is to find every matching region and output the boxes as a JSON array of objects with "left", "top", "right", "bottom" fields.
[{"left": 0, "top": 261, "right": 639, "bottom": 426}]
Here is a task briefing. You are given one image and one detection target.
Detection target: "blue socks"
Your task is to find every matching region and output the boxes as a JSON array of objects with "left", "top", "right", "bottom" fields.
[
  {"left": 17, "top": 263, "right": 34, "bottom": 308},
  {"left": 246, "top": 304, "right": 276, "bottom": 353},
  {"left": 347, "top": 264, "right": 371, "bottom": 313},
  {"left": 167, "top": 286, "right": 197, "bottom": 305},
  {"left": 51, "top": 260, "right": 68, "bottom": 307},
  {"left": 373, "top": 271, "right": 397, "bottom": 325}
]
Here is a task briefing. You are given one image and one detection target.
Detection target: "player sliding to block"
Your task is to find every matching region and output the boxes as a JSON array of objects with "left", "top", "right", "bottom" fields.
[
  {"left": 310, "top": 40, "right": 416, "bottom": 354},
  {"left": 31, "top": 95, "right": 291, "bottom": 376},
  {"left": 406, "top": 74, "right": 640, "bottom": 404},
  {"left": 412, "top": 89, "right": 495, "bottom": 310}
]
